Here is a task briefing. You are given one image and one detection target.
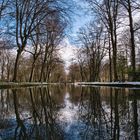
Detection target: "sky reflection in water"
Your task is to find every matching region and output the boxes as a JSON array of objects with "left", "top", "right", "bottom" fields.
[{"left": 0, "top": 85, "right": 140, "bottom": 140}]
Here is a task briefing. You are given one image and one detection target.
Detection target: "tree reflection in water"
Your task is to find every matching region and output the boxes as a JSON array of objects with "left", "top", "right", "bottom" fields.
[
  {"left": 132, "top": 90, "right": 138, "bottom": 140},
  {"left": 0, "top": 86, "right": 139, "bottom": 140},
  {"left": 78, "top": 87, "right": 111, "bottom": 139},
  {"left": 0, "top": 87, "right": 63, "bottom": 140},
  {"left": 13, "top": 89, "right": 28, "bottom": 139},
  {"left": 78, "top": 87, "right": 140, "bottom": 140}
]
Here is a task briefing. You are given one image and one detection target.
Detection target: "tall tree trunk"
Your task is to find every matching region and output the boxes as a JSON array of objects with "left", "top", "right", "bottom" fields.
[
  {"left": 6, "top": 59, "right": 11, "bottom": 82},
  {"left": 106, "top": 0, "right": 118, "bottom": 81},
  {"left": 110, "top": 30, "right": 118, "bottom": 81},
  {"left": 79, "top": 65, "right": 84, "bottom": 82},
  {"left": 29, "top": 61, "right": 36, "bottom": 82},
  {"left": 128, "top": 0, "right": 136, "bottom": 81},
  {"left": 1, "top": 59, "right": 5, "bottom": 81},
  {"left": 109, "top": 35, "right": 112, "bottom": 82},
  {"left": 39, "top": 60, "right": 46, "bottom": 82},
  {"left": 12, "top": 49, "right": 21, "bottom": 82},
  {"left": 39, "top": 46, "right": 48, "bottom": 82},
  {"left": 113, "top": 43, "right": 118, "bottom": 81}
]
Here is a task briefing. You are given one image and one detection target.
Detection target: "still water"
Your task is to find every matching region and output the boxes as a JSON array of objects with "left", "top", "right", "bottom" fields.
[{"left": 0, "top": 85, "right": 140, "bottom": 140}]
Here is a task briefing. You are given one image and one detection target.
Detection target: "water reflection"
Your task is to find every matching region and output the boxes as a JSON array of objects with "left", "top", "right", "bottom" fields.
[{"left": 0, "top": 86, "right": 139, "bottom": 140}]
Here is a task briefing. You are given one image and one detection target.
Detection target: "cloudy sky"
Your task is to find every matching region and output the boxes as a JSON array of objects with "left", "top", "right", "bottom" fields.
[{"left": 60, "top": 0, "right": 92, "bottom": 68}]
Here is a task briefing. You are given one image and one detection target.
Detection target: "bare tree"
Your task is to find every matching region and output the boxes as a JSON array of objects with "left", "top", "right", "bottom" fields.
[
  {"left": 9, "top": 0, "right": 56, "bottom": 82},
  {"left": 120, "top": 0, "right": 139, "bottom": 81},
  {"left": 0, "top": 0, "right": 9, "bottom": 19},
  {"left": 85, "top": 0, "right": 120, "bottom": 81},
  {"left": 39, "top": 12, "right": 66, "bottom": 82},
  {"left": 76, "top": 48, "right": 87, "bottom": 81},
  {"left": 78, "top": 21, "right": 107, "bottom": 82},
  {"left": 24, "top": 26, "right": 42, "bottom": 82}
]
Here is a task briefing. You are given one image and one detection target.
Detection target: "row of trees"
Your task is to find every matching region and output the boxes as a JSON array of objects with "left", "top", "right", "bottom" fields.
[
  {"left": 68, "top": 0, "right": 140, "bottom": 82},
  {"left": 0, "top": 0, "right": 71, "bottom": 82},
  {"left": 0, "top": 0, "right": 140, "bottom": 83}
]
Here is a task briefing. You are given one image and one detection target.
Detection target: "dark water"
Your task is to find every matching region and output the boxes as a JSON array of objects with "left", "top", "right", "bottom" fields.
[{"left": 0, "top": 85, "right": 140, "bottom": 140}]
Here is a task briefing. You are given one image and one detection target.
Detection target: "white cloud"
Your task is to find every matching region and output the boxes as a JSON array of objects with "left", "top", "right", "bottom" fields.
[{"left": 59, "top": 38, "right": 78, "bottom": 71}]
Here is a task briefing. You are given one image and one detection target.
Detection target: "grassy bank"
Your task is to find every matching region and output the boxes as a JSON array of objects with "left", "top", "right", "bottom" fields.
[
  {"left": 77, "top": 82, "right": 140, "bottom": 88},
  {"left": 0, "top": 82, "right": 49, "bottom": 89},
  {"left": 0, "top": 82, "right": 140, "bottom": 89}
]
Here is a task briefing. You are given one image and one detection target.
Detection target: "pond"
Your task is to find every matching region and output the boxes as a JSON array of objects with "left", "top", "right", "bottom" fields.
[{"left": 0, "top": 85, "right": 140, "bottom": 140}]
